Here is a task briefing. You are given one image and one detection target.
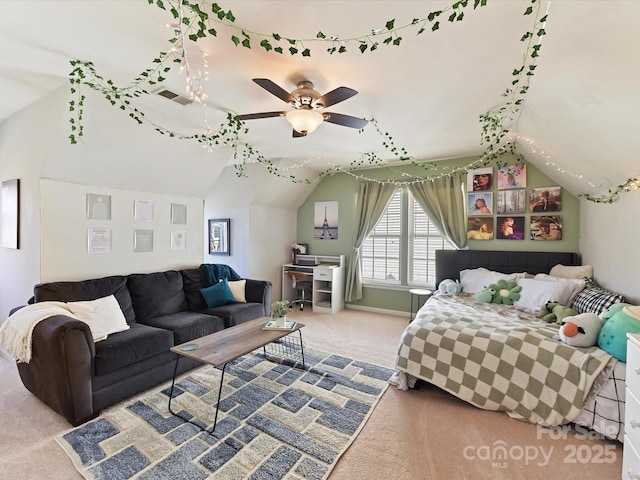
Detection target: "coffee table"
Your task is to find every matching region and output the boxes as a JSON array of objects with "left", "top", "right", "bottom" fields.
[{"left": 168, "top": 316, "right": 305, "bottom": 433}]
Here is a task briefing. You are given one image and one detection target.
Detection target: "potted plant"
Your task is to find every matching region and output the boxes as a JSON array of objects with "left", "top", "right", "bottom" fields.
[{"left": 272, "top": 300, "right": 289, "bottom": 326}]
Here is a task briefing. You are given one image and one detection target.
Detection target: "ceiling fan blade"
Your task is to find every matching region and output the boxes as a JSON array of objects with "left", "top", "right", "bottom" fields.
[
  {"left": 235, "top": 111, "right": 286, "bottom": 120},
  {"left": 323, "top": 112, "right": 368, "bottom": 129},
  {"left": 292, "top": 129, "right": 307, "bottom": 138},
  {"left": 252, "top": 78, "right": 296, "bottom": 105},
  {"left": 315, "top": 87, "right": 358, "bottom": 108}
]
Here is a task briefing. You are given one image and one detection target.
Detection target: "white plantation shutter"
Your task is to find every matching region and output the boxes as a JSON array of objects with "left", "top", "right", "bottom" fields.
[{"left": 361, "top": 189, "right": 401, "bottom": 282}]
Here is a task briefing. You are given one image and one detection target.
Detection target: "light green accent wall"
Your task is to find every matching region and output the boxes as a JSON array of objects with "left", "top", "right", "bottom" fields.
[{"left": 296, "top": 154, "right": 580, "bottom": 313}]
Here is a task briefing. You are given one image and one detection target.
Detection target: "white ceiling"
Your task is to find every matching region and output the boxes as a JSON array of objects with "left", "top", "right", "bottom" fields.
[{"left": 1, "top": 0, "right": 638, "bottom": 198}]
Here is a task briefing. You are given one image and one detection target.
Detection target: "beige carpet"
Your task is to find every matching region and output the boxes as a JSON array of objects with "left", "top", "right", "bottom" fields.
[{"left": 0, "top": 308, "right": 623, "bottom": 479}]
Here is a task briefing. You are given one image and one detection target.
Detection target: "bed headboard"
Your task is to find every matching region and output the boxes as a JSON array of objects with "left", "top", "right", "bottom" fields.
[{"left": 435, "top": 250, "right": 580, "bottom": 286}]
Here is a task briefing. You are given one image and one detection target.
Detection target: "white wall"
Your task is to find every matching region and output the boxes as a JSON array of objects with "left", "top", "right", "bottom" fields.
[
  {"left": 580, "top": 192, "right": 640, "bottom": 304},
  {"left": 0, "top": 88, "right": 67, "bottom": 318},
  {"left": 40, "top": 179, "right": 204, "bottom": 282}
]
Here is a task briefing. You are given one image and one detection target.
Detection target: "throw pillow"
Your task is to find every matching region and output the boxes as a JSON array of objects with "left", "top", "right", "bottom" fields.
[
  {"left": 66, "top": 295, "right": 130, "bottom": 342},
  {"left": 459, "top": 268, "right": 522, "bottom": 294},
  {"left": 571, "top": 285, "right": 626, "bottom": 316},
  {"left": 200, "top": 279, "right": 236, "bottom": 308},
  {"left": 227, "top": 279, "right": 247, "bottom": 303}
]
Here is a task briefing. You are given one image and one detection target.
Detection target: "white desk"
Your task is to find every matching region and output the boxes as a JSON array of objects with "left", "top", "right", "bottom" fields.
[{"left": 282, "top": 254, "right": 345, "bottom": 314}]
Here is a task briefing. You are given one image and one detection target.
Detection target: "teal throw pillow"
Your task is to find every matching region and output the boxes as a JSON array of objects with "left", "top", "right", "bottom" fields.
[{"left": 200, "top": 279, "right": 236, "bottom": 308}]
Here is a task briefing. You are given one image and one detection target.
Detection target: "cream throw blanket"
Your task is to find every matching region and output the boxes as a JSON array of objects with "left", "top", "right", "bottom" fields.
[{"left": 0, "top": 302, "right": 76, "bottom": 363}]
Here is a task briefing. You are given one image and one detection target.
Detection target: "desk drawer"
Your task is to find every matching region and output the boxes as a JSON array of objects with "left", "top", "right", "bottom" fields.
[{"left": 313, "top": 268, "right": 333, "bottom": 280}]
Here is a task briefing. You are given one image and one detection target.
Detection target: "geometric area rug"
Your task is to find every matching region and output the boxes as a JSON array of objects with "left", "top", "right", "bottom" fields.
[{"left": 56, "top": 347, "right": 393, "bottom": 480}]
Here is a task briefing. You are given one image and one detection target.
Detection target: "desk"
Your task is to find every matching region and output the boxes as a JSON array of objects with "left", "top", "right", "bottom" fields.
[
  {"left": 282, "top": 254, "right": 345, "bottom": 314},
  {"left": 409, "top": 288, "right": 432, "bottom": 322}
]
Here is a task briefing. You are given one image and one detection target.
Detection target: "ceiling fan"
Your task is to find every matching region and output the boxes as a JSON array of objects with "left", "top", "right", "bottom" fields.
[{"left": 235, "top": 78, "right": 368, "bottom": 137}]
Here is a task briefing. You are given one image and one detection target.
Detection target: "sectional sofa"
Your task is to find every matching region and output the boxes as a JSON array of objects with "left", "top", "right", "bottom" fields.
[{"left": 14, "top": 266, "right": 272, "bottom": 425}]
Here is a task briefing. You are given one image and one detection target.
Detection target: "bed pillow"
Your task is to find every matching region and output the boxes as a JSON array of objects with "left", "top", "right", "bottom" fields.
[
  {"left": 549, "top": 264, "right": 594, "bottom": 280},
  {"left": 66, "top": 295, "right": 130, "bottom": 342},
  {"left": 200, "top": 279, "right": 236, "bottom": 308},
  {"left": 570, "top": 285, "right": 626, "bottom": 316},
  {"left": 227, "top": 279, "right": 247, "bottom": 303},
  {"left": 514, "top": 278, "right": 580, "bottom": 312},
  {"left": 533, "top": 274, "right": 586, "bottom": 303},
  {"left": 459, "top": 268, "right": 523, "bottom": 294}
]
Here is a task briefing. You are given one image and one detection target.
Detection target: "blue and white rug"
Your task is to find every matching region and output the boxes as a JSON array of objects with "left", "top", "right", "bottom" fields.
[{"left": 56, "top": 347, "right": 393, "bottom": 480}]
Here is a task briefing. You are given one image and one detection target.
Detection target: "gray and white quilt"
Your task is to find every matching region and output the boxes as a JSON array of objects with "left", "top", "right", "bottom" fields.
[{"left": 393, "top": 293, "right": 614, "bottom": 427}]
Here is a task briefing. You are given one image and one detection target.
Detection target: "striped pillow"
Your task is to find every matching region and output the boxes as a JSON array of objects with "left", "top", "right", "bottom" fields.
[{"left": 570, "top": 281, "right": 626, "bottom": 316}]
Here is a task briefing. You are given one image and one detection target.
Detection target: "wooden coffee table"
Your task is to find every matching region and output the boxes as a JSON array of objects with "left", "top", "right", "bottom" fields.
[{"left": 168, "top": 316, "right": 305, "bottom": 433}]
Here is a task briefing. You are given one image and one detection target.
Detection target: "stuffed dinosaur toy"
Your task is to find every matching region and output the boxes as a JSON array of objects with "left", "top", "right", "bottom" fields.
[
  {"left": 558, "top": 313, "right": 603, "bottom": 347},
  {"left": 540, "top": 301, "right": 578, "bottom": 324},
  {"left": 438, "top": 279, "right": 462, "bottom": 294},
  {"left": 475, "top": 279, "right": 521, "bottom": 305},
  {"left": 598, "top": 303, "right": 640, "bottom": 362}
]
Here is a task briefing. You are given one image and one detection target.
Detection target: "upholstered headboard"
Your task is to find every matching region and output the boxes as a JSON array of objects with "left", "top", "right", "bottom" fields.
[{"left": 435, "top": 250, "right": 580, "bottom": 286}]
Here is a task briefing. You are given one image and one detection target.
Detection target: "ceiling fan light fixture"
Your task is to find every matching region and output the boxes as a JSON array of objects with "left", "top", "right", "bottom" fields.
[{"left": 286, "top": 109, "right": 324, "bottom": 135}]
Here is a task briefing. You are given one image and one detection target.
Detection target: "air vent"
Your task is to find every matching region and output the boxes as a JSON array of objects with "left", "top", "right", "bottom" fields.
[{"left": 155, "top": 88, "right": 193, "bottom": 105}]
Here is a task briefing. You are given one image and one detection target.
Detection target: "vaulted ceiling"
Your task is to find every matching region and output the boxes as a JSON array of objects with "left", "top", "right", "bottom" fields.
[{"left": 1, "top": 1, "right": 638, "bottom": 199}]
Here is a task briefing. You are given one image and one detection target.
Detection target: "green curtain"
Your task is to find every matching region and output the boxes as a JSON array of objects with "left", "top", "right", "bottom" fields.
[
  {"left": 408, "top": 171, "right": 467, "bottom": 249},
  {"left": 344, "top": 181, "right": 397, "bottom": 302}
]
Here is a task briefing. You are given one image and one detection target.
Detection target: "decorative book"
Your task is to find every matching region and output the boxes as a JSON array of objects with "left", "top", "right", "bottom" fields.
[{"left": 262, "top": 320, "right": 297, "bottom": 331}]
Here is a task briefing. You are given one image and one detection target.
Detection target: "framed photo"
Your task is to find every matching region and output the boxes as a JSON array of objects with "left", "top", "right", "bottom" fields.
[
  {"left": 497, "top": 164, "right": 527, "bottom": 189},
  {"left": 314, "top": 201, "right": 338, "bottom": 240},
  {"left": 86, "top": 193, "right": 111, "bottom": 220},
  {"left": 530, "top": 215, "right": 563, "bottom": 241},
  {"left": 133, "top": 229, "right": 154, "bottom": 252},
  {"left": 134, "top": 199, "right": 153, "bottom": 222},
  {"left": 530, "top": 186, "right": 561, "bottom": 213},
  {"left": 496, "top": 189, "right": 526, "bottom": 214},
  {"left": 171, "top": 230, "right": 186, "bottom": 251},
  {"left": 467, "top": 192, "right": 493, "bottom": 215},
  {"left": 209, "top": 218, "right": 230, "bottom": 255},
  {"left": 467, "top": 167, "right": 493, "bottom": 192},
  {"left": 496, "top": 216, "right": 525, "bottom": 240},
  {"left": 1, "top": 179, "right": 19, "bottom": 249},
  {"left": 87, "top": 227, "right": 111, "bottom": 254},
  {"left": 467, "top": 217, "right": 493, "bottom": 240},
  {"left": 171, "top": 203, "right": 187, "bottom": 224}
]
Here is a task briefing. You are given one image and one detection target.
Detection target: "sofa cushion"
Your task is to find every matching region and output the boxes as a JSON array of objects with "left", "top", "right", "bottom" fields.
[
  {"left": 181, "top": 268, "right": 208, "bottom": 311},
  {"left": 33, "top": 275, "right": 135, "bottom": 323},
  {"left": 127, "top": 271, "right": 187, "bottom": 321},
  {"left": 94, "top": 323, "right": 173, "bottom": 376},
  {"left": 200, "top": 279, "right": 236, "bottom": 308},
  {"left": 138, "top": 311, "right": 225, "bottom": 344},
  {"left": 204, "top": 302, "right": 266, "bottom": 328}
]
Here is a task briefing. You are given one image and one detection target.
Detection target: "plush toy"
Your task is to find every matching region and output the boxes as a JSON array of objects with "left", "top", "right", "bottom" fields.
[
  {"left": 539, "top": 301, "right": 578, "bottom": 324},
  {"left": 558, "top": 313, "right": 603, "bottom": 347},
  {"left": 598, "top": 304, "right": 640, "bottom": 362},
  {"left": 438, "top": 279, "right": 462, "bottom": 294},
  {"left": 475, "top": 286, "right": 496, "bottom": 303},
  {"left": 488, "top": 279, "right": 522, "bottom": 305}
]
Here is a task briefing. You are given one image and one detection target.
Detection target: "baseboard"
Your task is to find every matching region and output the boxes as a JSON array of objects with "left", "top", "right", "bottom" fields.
[{"left": 345, "top": 303, "right": 410, "bottom": 318}]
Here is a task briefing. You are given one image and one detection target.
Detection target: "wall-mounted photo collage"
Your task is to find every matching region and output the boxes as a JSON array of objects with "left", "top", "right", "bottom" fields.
[{"left": 466, "top": 164, "right": 562, "bottom": 241}]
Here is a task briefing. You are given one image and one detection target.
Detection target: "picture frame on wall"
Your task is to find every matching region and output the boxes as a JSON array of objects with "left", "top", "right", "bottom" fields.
[
  {"left": 496, "top": 189, "right": 526, "bottom": 214},
  {"left": 467, "top": 167, "right": 493, "bottom": 192},
  {"left": 530, "top": 215, "right": 563, "bottom": 241},
  {"left": 1, "top": 179, "right": 19, "bottom": 249},
  {"left": 496, "top": 216, "right": 525, "bottom": 240},
  {"left": 314, "top": 201, "right": 338, "bottom": 240},
  {"left": 467, "top": 217, "right": 493, "bottom": 240},
  {"left": 209, "top": 218, "right": 230, "bottom": 255},
  {"left": 497, "top": 164, "right": 527, "bottom": 189},
  {"left": 86, "top": 193, "right": 111, "bottom": 220},
  {"left": 467, "top": 192, "right": 493, "bottom": 216},
  {"left": 530, "top": 186, "right": 562, "bottom": 213}
]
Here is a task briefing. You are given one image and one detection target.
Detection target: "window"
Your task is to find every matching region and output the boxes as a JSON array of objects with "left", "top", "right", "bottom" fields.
[{"left": 361, "top": 188, "right": 455, "bottom": 288}]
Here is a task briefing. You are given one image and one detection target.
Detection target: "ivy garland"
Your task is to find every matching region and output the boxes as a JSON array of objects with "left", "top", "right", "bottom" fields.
[{"left": 66, "top": 0, "right": 635, "bottom": 202}]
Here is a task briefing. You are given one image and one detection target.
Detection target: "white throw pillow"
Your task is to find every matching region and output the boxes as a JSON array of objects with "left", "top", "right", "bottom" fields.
[
  {"left": 228, "top": 279, "right": 247, "bottom": 303},
  {"left": 514, "top": 278, "right": 579, "bottom": 312},
  {"left": 459, "top": 268, "right": 520, "bottom": 294},
  {"left": 67, "top": 295, "right": 130, "bottom": 342},
  {"left": 549, "top": 264, "right": 593, "bottom": 280}
]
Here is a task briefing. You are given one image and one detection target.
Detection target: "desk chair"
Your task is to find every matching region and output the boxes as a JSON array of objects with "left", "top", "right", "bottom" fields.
[{"left": 288, "top": 271, "right": 313, "bottom": 311}]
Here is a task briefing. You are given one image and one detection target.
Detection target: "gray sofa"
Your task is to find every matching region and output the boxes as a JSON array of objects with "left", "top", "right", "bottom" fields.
[{"left": 15, "top": 266, "right": 272, "bottom": 426}]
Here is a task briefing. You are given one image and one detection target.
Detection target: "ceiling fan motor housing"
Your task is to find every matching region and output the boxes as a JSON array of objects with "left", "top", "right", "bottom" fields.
[{"left": 291, "top": 81, "right": 322, "bottom": 108}]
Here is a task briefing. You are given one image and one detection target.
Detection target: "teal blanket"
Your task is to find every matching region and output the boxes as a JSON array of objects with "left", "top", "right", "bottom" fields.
[{"left": 200, "top": 264, "right": 242, "bottom": 286}]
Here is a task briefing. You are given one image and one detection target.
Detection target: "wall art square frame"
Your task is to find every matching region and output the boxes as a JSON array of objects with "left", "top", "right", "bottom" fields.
[
  {"left": 209, "top": 218, "right": 230, "bottom": 255},
  {"left": 2, "top": 179, "right": 20, "bottom": 249}
]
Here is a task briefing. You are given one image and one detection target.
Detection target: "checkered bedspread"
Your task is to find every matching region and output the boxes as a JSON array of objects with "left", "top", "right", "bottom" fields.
[{"left": 394, "top": 293, "right": 614, "bottom": 426}]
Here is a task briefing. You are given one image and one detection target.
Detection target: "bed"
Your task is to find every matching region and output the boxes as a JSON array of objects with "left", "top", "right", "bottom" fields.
[{"left": 391, "top": 250, "right": 625, "bottom": 442}]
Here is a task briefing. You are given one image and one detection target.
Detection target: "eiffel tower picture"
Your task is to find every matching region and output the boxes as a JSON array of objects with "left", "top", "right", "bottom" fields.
[{"left": 314, "top": 201, "right": 338, "bottom": 240}]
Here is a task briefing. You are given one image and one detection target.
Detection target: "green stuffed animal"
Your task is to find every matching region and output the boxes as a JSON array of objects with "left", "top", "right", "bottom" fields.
[
  {"left": 475, "top": 286, "right": 496, "bottom": 303},
  {"left": 488, "top": 279, "right": 522, "bottom": 305},
  {"left": 539, "top": 301, "right": 578, "bottom": 324}
]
